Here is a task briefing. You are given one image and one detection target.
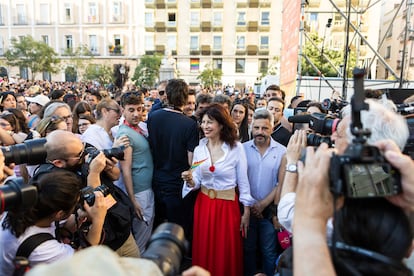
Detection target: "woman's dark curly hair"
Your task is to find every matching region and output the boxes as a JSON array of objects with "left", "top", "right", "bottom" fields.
[
  {"left": 2, "top": 170, "right": 82, "bottom": 237},
  {"left": 198, "top": 103, "right": 238, "bottom": 148}
]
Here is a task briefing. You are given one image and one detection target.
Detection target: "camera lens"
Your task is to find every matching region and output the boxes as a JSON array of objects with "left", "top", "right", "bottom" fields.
[
  {"left": 1, "top": 138, "right": 47, "bottom": 165},
  {"left": 307, "top": 133, "right": 332, "bottom": 147},
  {"left": 0, "top": 178, "right": 37, "bottom": 213}
]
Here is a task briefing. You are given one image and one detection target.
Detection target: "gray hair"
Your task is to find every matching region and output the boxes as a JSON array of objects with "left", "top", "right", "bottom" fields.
[
  {"left": 43, "top": 102, "right": 71, "bottom": 118},
  {"left": 341, "top": 99, "right": 409, "bottom": 150},
  {"left": 253, "top": 108, "right": 274, "bottom": 128}
]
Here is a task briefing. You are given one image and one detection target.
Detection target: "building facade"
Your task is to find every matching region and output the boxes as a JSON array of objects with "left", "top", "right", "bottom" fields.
[{"left": 0, "top": 0, "right": 282, "bottom": 89}]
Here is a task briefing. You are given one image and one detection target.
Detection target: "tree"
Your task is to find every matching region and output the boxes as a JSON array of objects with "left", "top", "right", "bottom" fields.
[
  {"left": 197, "top": 63, "right": 223, "bottom": 90},
  {"left": 301, "top": 32, "right": 356, "bottom": 77},
  {"left": 62, "top": 45, "right": 94, "bottom": 81},
  {"left": 132, "top": 55, "right": 162, "bottom": 88},
  {"left": 4, "top": 35, "right": 60, "bottom": 80},
  {"left": 84, "top": 64, "right": 114, "bottom": 86}
]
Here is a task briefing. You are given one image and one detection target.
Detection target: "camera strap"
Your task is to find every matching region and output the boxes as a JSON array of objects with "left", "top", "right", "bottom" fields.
[{"left": 13, "top": 233, "right": 54, "bottom": 276}]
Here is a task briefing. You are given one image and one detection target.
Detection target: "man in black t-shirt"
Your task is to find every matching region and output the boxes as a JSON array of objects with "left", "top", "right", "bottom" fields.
[{"left": 147, "top": 79, "right": 199, "bottom": 240}]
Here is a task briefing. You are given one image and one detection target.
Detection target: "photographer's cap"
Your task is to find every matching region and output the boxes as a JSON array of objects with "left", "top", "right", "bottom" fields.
[{"left": 26, "top": 94, "right": 50, "bottom": 106}]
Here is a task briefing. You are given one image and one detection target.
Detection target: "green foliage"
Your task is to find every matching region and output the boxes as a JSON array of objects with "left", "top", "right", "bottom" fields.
[
  {"left": 197, "top": 63, "right": 223, "bottom": 89},
  {"left": 132, "top": 55, "right": 162, "bottom": 88},
  {"left": 84, "top": 64, "right": 114, "bottom": 86},
  {"left": 62, "top": 45, "right": 94, "bottom": 81},
  {"left": 301, "top": 32, "right": 356, "bottom": 77},
  {"left": 4, "top": 35, "right": 60, "bottom": 80}
]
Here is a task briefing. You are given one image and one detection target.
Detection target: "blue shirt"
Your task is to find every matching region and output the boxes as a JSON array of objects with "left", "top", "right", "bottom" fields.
[{"left": 243, "top": 138, "right": 286, "bottom": 201}]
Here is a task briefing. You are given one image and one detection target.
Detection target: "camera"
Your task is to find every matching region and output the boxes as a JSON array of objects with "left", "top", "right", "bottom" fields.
[
  {"left": 307, "top": 133, "right": 332, "bottom": 147},
  {"left": 329, "top": 68, "right": 401, "bottom": 198},
  {"left": 142, "top": 222, "right": 188, "bottom": 276},
  {"left": 80, "top": 184, "right": 111, "bottom": 206},
  {"left": 85, "top": 145, "right": 126, "bottom": 164},
  {"left": 308, "top": 113, "right": 340, "bottom": 136},
  {"left": 0, "top": 177, "right": 37, "bottom": 214},
  {"left": 1, "top": 138, "right": 47, "bottom": 165}
]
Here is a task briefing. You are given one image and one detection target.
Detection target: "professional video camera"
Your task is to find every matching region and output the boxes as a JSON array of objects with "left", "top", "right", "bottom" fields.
[
  {"left": 84, "top": 145, "right": 126, "bottom": 164},
  {"left": 329, "top": 68, "right": 401, "bottom": 198},
  {"left": 288, "top": 112, "right": 340, "bottom": 147},
  {"left": 1, "top": 138, "right": 47, "bottom": 165},
  {"left": 0, "top": 177, "right": 37, "bottom": 214},
  {"left": 142, "top": 222, "right": 188, "bottom": 276},
  {"left": 80, "top": 184, "right": 111, "bottom": 206}
]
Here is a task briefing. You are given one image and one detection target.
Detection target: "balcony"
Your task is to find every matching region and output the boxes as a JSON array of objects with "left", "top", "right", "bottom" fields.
[
  {"left": 190, "top": 49, "right": 200, "bottom": 55},
  {"left": 247, "top": 21, "right": 258, "bottom": 32},
  {"left": 201, "top": 21, "right": 211, "bottom": 32},
  {"left": 236, "top": 48, "right": 246, "bottom": 55},
  {"left": 155, "top": 21, "right": 166, "bottom": 32},
  {"left": 155, "top": 0, "right": 165, "bottom": 8},
  {"left": 248, "top": 0, "right": 259, "bottom": 8},
  {"left": 259, "top": 0, "right": 271, "bottom": 7},
  {"left": 247, "top": 45, "right": 258, "bottom": 55},
  {"left": 236, "top": 22, "right": 247, "bottom": 32},
  {"left": 190, "top": 0, "right": 201, "bottom": 8},
  {"left": 332, "top": 0, "right": 345, "bottom": 7},
  {"left": 212, "top": 49, "right": 222, "bottom": 55},
  {"left": 212, "top": 1, "right": 223, "bottom": 8},
  {"left": 108, "top": 45, "right": 123, "bottom": 56},
  {"left": 258, "top": 47, "right": 269, "bottom": 55},
  {"left": 166, "top": 1, "right": 177, "bottom": 8},
  {"left": 259, "top": 24, "right": 270, "bottom": 32},
  {"left": 201, "top": 0, "right": 212, "bottom": 8},
  {"left": 212, "top": 25, "right": 223, "bottom": 32},
  {"left": 308, "top": 0, "right": 321, "bottom": 7},
  {"left": 190, "top": 23, "right": 200, "bottom": 32},
  {"left": 145, "top": 0, "right": 155, "bottom": 8},
  {"left": 14, "top": 17, "right": 28, "bottom": 25},
  {"left": 86, "top": 15, "right": 99, "bottom": 24},
  {"left": 145, "top": 23, "right": 155, "bottom": 31},
  {"left": 332, "top": 21, "right": 345, "bottom": 32},
  {"left": 155, "top": 44, "right": 165, "bottom": 54},
  {"left": 167, "top": 21, "right": 177, "bottom": 32},
  {"left": 201, "top": 45, "right": 211, "bottom": 55},
  {"left": 237, "top": 0, "right": 248, "bottom": 8}
]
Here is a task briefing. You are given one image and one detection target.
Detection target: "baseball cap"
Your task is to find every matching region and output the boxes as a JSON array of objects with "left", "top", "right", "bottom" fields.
[{"left": 26, "top": 94, "right": 50, "bottom": 106}]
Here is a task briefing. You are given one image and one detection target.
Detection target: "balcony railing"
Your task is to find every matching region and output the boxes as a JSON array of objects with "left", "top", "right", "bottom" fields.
[{"left": 108, "top": 45, "right": 123, "bottom": 55}]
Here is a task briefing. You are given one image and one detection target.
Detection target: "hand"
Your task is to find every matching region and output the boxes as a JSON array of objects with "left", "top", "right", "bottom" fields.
[
  {"left": 251, "top": 201, "right": 264, "bottom": 218},
  {"left": 104, "top": 157, "right": 118, "bottom": 171},
  {"left": 272, "top": 216, "right": 283, "bottom": 230},
  {"left": 133, "top": 200, "right": 144, "bottom": 220},
  {"left": 83, "top": 191, "right": 107, "bottom": 223},
  {"left": 88, "top": 152, "right": 106, "bottom": 174},
  {"left": 240, "top": 207, "right": 250, "bottom": 238},
  {"left": 286, "top": 130, "right": 307, "bottom": 164},
  {"left": 181, "top": 170, "right": 194, "bottom": 187},
  {"left": 376, "top": 139, "right": 414, "bottom": 211},
  {"left": 113, "top": 135, "right": 130, "bottom": 148},
  {"left": 295, "top": 144, "right": 335, "bottom": 227},
  {"left": 182, "top": 266, "right": 211, "bottom": 276}
]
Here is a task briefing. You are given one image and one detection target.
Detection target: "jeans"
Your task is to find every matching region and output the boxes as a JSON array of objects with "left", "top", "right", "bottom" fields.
[{"left": 244, "top": 215, "right": 277, "bottom": 276}]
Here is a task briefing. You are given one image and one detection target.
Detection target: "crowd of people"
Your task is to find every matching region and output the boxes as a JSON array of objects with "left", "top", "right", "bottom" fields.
[{"left": 0, "top": 76, "right": 412, "bottom": 276}]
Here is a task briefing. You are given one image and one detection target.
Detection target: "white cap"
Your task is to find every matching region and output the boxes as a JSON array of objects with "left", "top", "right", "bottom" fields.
[{"left": 26, "top": 94, "right": 50, "bottom": 106}]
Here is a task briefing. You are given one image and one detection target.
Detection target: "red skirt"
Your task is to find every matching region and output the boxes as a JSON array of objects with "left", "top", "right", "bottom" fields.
[{"left": 192, "top": 191, "right": 243, "bottom": 276}]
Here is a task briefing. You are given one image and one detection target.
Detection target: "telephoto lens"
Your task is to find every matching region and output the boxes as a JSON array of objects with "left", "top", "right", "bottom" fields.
[{"left": 0, "top": 178, "right": 37, "bottom": 214}]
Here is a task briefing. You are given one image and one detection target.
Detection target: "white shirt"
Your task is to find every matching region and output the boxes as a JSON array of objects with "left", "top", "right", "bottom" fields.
[
  {"left": 81, "top": 124, "right": 112, "bottom": 150},
  {"left": 184, "top": 138, "right": 255, "bottom": 206},
  {"left": 0, "top": 221, "right": 74, "bottom": 276}
]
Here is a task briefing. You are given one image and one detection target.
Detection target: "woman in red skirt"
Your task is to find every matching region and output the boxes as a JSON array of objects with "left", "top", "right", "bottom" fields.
[{"left": 182, "top": 103, "right": 255, "bottom": 276}]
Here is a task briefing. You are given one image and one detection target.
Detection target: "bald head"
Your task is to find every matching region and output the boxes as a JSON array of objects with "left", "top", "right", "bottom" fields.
[{"left": 46, "top": 130, "right": 83, "bottom": 161}]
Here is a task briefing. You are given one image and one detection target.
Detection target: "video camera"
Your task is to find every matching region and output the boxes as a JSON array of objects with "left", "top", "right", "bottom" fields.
[
  {"left": 288, "top": 112, "right": 340, "bottom": 147},
  {"left": 1, "top": 138, "right": 47, "bottom": 165},
  {"left": 329, "top": 68, "right": 401, "bottom": 198}
]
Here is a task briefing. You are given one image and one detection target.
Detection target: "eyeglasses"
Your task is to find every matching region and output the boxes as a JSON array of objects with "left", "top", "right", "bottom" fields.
[
  {"left": 66, "top": 146, "right": 85, "bottom": 161},
  {"left": 61, "top": 114, "right": 73, "bottom": 121}
]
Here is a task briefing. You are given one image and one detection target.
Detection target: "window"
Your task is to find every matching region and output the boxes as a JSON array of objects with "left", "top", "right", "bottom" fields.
[
  {"left": 410, "top": 57, "right": 414, "bottom": 66},
  {"left": 112, "top": 1, "right": 122, "bottom": 22},
  {"left": 236, "top": 59, "right": 245, "bottom": 73},
  {"left": 89, "top": 35, "right": 98, "bottom": 53},
  {"left": 260, "top": 36, "right": 269, "bottom": 49},
  {"left": 310, "top": 12, "right": 318, "bottom": 22},
  {"left": 88, "top": 2, "right": 98, "bottom": 23},
  {"left": 167, "top": 35, "right": 177, "bottom": 52},
  {"left": 41, "top": 35, "right": 49, "bottom": 45},
  {"left": 261, "top": 11, "right": 270, "bottom": 26},
  {"left": 190, "top": 36, "right": 199, "bottom": 50},
  {"left": 0, "top": 5, "right": 3, "bottom": 25},
  {"left": 64, "top": 3, "right": 72, "bottom": 22},
  {"left": 386, "top": 25, "right": 393, "bottom": 38},
  {"left": 213, "top": 58, "right": 222, "bottom": 70},
  {"left": 236, "top": 35, "right": 245, "bottom": 50},
  {"left": 237, "top": 12, "right": 246, "bottom": 26},
  {"left": 0, "top": 36, "right": 4, "bottom": 55},
  {"left": 385, "top": 46, "right": 391, "bottom": 59},
  {"left": 168, "top": 12, "right": 176, "bottom": 27},
  {"left": 259, "top": 59, "right": 268, "bottom": 73},
  {"left": 16, "top": 4, "right": 27, "bottom": 24},
  {"left": 213, "top": 36, "right": 222, "bottom": 51},
  {"left": 145, "top": 12, "right": 153, "bottom": 27},
  {"left": 213, "top": 12, "right": 222, "bottom": 26},
  {"left": 39, "top": 3, "right": 50, "bottom": 24},
  {"left": 190, "top": 12, "right": 199, "bottom": 26},
  {"left": 190, "top": 58, "right": 200, "bottom": 72},
  {"left": 145, "top": 35, "right": 154, "bottom": 50},
  {"left": 65, "top": 35, "right": 73, "bottom": 49}
]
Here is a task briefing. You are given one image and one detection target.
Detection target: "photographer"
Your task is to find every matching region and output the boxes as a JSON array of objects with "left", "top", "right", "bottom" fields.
[
  {"left": 293, "top": 142, "right": 414, "bottom": 275},
  {"left": 278, "top": 99, "right": 410, "bottom": 233},
  {"left": 33, "top": 130, "right": 139, "bottom": 257},
  {"left": 0, "top": 170, "right": 107, "bottom": 276}
]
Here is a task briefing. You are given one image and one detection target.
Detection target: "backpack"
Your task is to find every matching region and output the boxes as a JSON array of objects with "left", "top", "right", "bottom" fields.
[{"left": 13, "top": 233, "right": 54, "bottom": 276}]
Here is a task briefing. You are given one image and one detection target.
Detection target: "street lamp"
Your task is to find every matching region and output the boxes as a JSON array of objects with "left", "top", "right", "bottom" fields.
[{"left": 119, "top": 65, "right": 126, "bottom": 89}]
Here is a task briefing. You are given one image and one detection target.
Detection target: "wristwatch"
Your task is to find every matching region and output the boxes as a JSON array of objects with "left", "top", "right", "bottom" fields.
[{"left": 286, "top": 163, "right": 298, "bottom": 173}]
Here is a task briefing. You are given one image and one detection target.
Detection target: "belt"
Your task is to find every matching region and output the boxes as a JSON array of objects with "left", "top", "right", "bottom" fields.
[{"left": 201, "top": 186, "right": 235, "bottom": 201}]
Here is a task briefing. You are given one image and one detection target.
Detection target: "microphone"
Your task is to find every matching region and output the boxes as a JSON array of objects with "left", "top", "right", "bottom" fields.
[{"left": 288, "top": 113, "right": 312, "bottom": 123}]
